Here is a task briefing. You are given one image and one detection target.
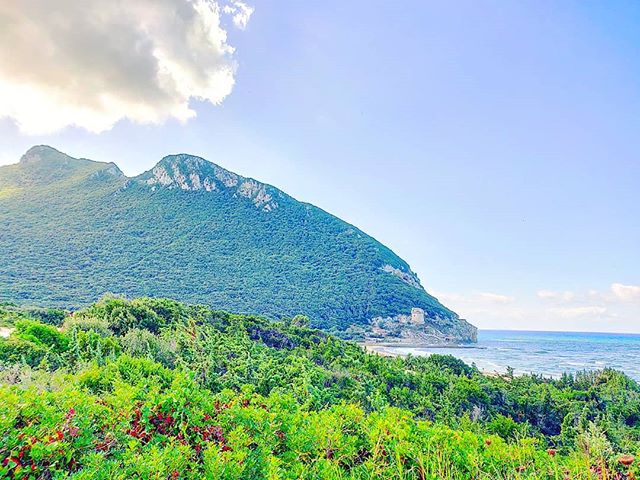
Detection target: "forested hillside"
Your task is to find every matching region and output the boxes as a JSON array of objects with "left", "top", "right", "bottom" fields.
[
  {"left": 0, "top": 146, "right": 475, "bottom": 343},
  {"left": 0, "top": 297, "right": 639, "bottom": 479}
]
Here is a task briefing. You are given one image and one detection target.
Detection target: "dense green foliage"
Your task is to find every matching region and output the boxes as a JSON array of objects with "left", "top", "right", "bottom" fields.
[
  {"left": 0, "top": 303, "right": 66, "bottom": 328},
  {"left": 1, "top": 296, "right": 639, "bottom": 479},
  {"left": 0, "top": 146, "right": 475, "bottom": 341}
]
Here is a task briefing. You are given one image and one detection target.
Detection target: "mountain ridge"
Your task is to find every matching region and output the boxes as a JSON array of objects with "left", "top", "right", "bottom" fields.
[
  {"left": 135, "top": 153, "right": 281, "bottom": 212},
  {"left": 0, "top": 145, "right": 477, "bottom": 344}
]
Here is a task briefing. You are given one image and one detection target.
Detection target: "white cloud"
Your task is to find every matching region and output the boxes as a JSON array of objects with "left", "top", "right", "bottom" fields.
[
  {"left": 0, "top": 0, "right": 252, "bottom": 134},
  {"left": 434, "top": 291, "right": 514, "bottom": 305},
  {"left": 223, "top": 1, "right": 254, "bottom": 29},
  {"left": 432, "top": 291, "right": 523, "bottom": 327},
  {"left": 432, "top": 292, "right": 464, "bottom": 303},
  {"left": 537, "top": 284, "right": 640, "bottom": 305},
  {"left": 434, "top": 282, "right": 639, "bottom": 332},
  {"left": 434, "top": 292, "right": 520, "bottom": 318},
  {"left": 477, "top": 292, "right": 515, "bottom": 304},
  {"left": 550, "top": 306, "right": 607, "bottom": 319},
  {"left": 537, "top": 290, "right": 576, "bottom": 302},
  {"left": 611, "top": 283, "right": 640, "bottom": 303}
]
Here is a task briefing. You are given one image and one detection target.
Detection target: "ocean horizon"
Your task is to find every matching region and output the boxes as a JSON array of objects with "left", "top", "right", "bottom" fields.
[{"left": 376, "top": 329, "right": 640, "bottom": 381}]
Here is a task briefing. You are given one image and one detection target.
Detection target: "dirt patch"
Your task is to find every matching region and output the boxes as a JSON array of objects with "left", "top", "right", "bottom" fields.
[{"left": 0, "top": 327, "right": 13, "bottom": 338}]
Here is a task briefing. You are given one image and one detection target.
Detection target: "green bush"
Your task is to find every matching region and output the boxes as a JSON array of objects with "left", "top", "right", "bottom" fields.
[
  {"left": 0, "top": 297, "right": 639, "bottom": 479},
  {"left": 23, "top": 307, "right": 66, "bottom": 326},
  {"left": 120, "top": 328, "right": 176, "bottom": 367},
  {"left": 13, "top": 320, "right": 69, "bottom": 353},
  {"left": 63, "top": 316, "right": 111, "bottom": 337},
  {"left": 487, "top": 414, "right": 522, "bottom": 441},
  {"left": 0, "top": 337, "right": 48, "bottom": 366}
]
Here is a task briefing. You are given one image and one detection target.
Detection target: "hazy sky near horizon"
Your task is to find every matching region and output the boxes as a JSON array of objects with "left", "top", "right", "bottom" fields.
[{"left": 1, "top": 0, "right": 639, "bottom": 332}]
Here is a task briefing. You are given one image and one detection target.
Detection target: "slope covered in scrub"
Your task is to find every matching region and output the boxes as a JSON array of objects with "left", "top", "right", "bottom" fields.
[{"left": 0, "top": 297, "right": 639, "bottom": 479}]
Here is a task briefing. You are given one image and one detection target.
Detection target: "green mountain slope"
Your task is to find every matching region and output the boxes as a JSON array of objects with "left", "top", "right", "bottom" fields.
[{"left": 0, "top": 146, "right": 476, "bottom": 343}]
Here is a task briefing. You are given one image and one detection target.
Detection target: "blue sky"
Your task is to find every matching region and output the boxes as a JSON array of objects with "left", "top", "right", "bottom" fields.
[{"left": 1, "top": 0, "right": 639, "bottom": 331}]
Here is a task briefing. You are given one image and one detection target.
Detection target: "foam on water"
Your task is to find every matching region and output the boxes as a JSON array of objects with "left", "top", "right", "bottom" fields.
[{"left": 384, "top": 330, "right": 640, "bottom": 380}]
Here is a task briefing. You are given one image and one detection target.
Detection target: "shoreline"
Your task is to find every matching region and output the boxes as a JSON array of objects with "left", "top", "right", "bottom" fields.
[
  {"left": 362, "top": 342, "right": 482, "bottom": 351},
  {"left": 361, "top": 343, "right": 505, "bottom": 378},
  {"left": 361, "top": 343, "right": 482, "bottom": 357}
]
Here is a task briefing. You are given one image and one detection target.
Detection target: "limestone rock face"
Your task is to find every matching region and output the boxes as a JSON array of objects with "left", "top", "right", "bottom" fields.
[
  {"left": 138, "top": 154, "right": 279, "bottom": 212},
  {"left": 381, "top": 264, "right": 421, "bottom": 289},
  {"left": 370, "top": 309, "right": 477, "bottom": 345}
]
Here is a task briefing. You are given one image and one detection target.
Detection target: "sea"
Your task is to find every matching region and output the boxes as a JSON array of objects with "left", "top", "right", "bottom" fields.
[{"left": 375, "top": 330, "right": 640, "bottom": 381}]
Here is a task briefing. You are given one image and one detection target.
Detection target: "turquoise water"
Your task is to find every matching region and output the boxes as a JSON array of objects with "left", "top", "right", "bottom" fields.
[{"left": 380, "top": 330, "right": 640, "bottom": 380}]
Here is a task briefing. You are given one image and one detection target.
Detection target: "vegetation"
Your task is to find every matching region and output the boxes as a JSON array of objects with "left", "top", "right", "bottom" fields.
[
  {"left": 0, "top": 303, "right": 65, "bottom": 328},
  {"left": 1, "top": 296, "right": 639, "bottom": 479},
  {"left": 0, "top": 146, "right": 475, "bottom": 341}
]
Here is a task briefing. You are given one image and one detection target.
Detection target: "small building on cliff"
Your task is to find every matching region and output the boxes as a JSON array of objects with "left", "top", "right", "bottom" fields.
[{"left": 411, "top": 308, "right": 425, "bottom": 325}]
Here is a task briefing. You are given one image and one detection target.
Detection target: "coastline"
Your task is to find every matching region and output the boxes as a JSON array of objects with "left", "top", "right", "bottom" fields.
[
  {"left": 361, "top": 342, "right": 482, "bottom": 357},
  {"left": 361, "top": 343, "right": 504, "bottom": 378},
  {"left": 362, "top": 331, "right": 640, "bottom": 382},
  {"left": 362, "top": 342, "right": 481, "bottom": 355},
  {"left": 363, "top": 342, "right": 480, "bottom": 349}
]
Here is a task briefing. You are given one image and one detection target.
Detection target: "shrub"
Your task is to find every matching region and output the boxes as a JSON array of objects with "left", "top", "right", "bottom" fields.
[
  {"left": 13, "top": 320, "right": 69, "bottom": 353},
  {"left": 1, "top": 297, "right": 639, "bottom": 479},
  {"left": 63, "top": 316, "right": 111, "bottom": 337},
  {"left": 425, "top": 354, "right": 476, "bottom": 377},
  {"left": 75, "top": 330, "right": 121, "bottom": 361},
  {"left": 487, "top": 414, "right": 522, "bottom": 441},
  {"left": 120, "top": 328, "right": 176, "bottom": 367},
  {"left": 0, "top": 337, "right": 48, "bottom": 366},
  {"left": 23, "top": 307, "right": 67, "bottom": 326}
]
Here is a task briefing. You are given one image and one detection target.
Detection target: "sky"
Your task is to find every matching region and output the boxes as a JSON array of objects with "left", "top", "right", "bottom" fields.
[{"left": 1, "top": 0, "right": 639, "bottom": 332}]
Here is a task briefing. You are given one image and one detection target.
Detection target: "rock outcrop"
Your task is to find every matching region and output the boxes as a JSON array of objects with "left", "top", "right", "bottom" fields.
[{"left": 137, "top": 154, "right": 279, "bottom": 212}]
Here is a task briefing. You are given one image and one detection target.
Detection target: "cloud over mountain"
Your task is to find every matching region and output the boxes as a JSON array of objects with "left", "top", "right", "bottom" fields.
[{"left": 0, "top": 0, "right": 252, "bottom": 134}]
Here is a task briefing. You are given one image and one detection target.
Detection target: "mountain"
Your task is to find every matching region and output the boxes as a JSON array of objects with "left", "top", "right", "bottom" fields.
[{"left": 0, "top": 146, "right": 476, "bottom": 343}]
